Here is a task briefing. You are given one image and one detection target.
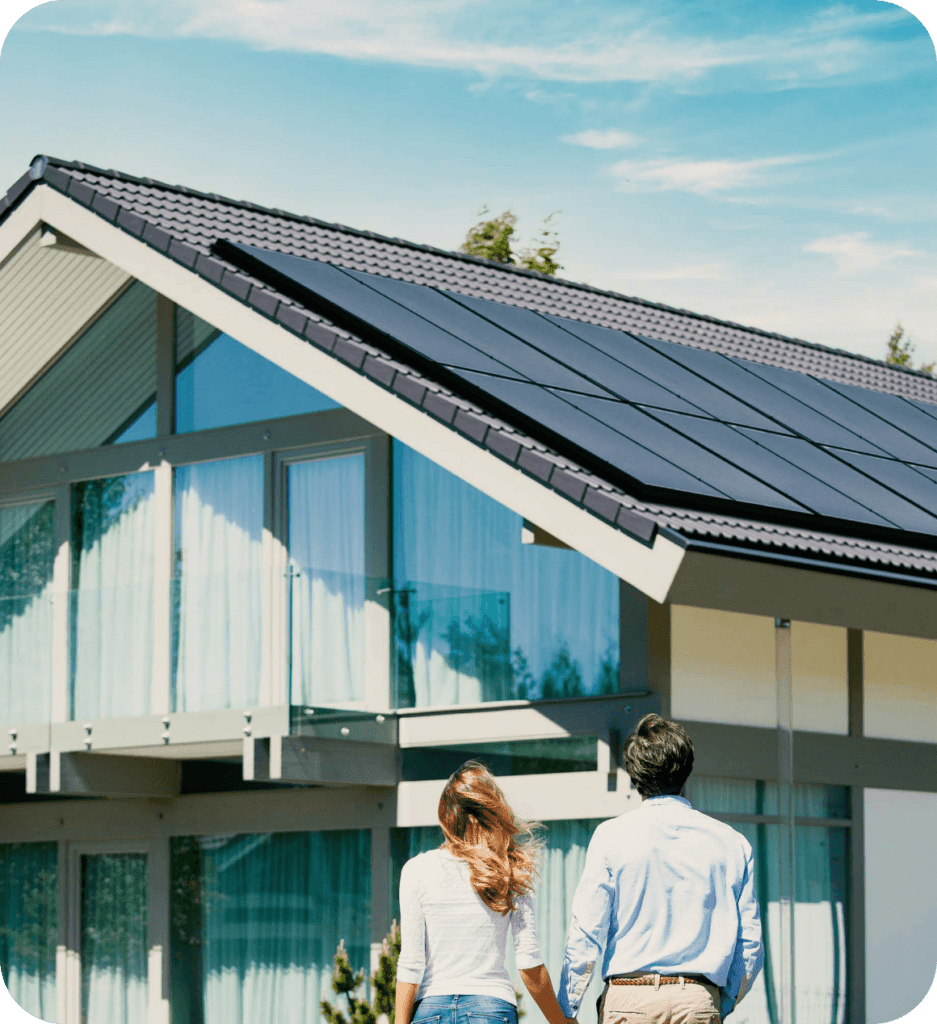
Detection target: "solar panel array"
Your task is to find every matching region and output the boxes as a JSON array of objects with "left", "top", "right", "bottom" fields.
[{"left": 223, "top": 241, "right": 937, "bottom": 538}]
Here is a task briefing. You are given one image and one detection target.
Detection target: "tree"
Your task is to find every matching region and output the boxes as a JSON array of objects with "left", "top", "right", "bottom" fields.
[
  {"left": 886, "top": 322, "right": 934, "bottom": 376},
  {"left": 460, "top": 207, "right": 562, "bottom": 276},
  {"left": 321, "top": 923, "right": 401, "bottom": 1024}
]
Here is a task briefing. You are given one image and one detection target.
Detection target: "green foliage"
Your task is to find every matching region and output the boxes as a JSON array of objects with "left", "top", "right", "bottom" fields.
[
  {"left": 886, "top": 322, "right": 934, "bottom": 376},
  {"left": 459, "top": 207, "right": 562, "bottom": 276},
  {"left": 321, "top": 922, "right": 401, "bottom": 1024}
]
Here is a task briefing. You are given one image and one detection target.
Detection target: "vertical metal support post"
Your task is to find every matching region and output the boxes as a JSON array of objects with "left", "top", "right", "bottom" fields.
[
  {"left": 370, "top": 826, "right": 392, "bottom": 977},
  {"left": 51, "top": 484, "right": 71, "bottom": 726},
  {"left": 646, "top": 599, "right": 671, "bottom": 716},
  {"left": 365, "top": 437, "right": 392, "bottom": 710},
  {"left": 775, "top": 617, "right": 796, "bottom": 1024},
  {"left": 847, "top": 628, "right": 866, "bottom": 1024},
  {"left": 56, "top": 839, "right": 68, "bottom": 1024},
  {"left": 155, "top": 294, "right": 176, "bottom": 438},
  {"left": 619, "top": 581, "right": 649, "bottom": 693},
  {"left": 148, "top": 837, "right": 171, "bottom": 1024},
  {"left": 262, "top": 450, "right": 287, "bottom": 706}
]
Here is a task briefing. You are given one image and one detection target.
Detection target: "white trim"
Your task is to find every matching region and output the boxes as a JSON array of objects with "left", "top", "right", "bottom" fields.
[
  {"left": 0, "top": 192, "right": 42, "bottom": 267},
  {"left": 31, "top": 186, "right": 686, "bottom": 603}
]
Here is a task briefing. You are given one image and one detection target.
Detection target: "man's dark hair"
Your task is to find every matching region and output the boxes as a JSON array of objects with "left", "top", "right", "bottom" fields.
[{"left": 622, "top": 714, "right": 694, "bottom": 798}]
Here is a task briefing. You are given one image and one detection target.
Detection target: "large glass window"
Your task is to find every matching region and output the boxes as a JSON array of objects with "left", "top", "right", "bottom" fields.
[
  {"left": 287, "top": 454, "right": 366, "bottom": 705},
  {"left": 170, "top": 830, "right": 371, "bottom": 1024},
  {"left": 175, "top": 307, "right": 338, "bottom": 433},
  {"left": 172, "top": 456, "right": 264, "bottom": 712},
  {"left": 685, "top": 777, "right": 850, "bottom": 1024},
  {"left": 0, "top": 501, "right": 55, "bottom": 729},
  {"left": 0, "top": 841, "right": 58, "bottom": 1022},
  {"left": 0, "top": 282, "right": 157, "bottom": 462},
  {"left": 71, "top": 473, "right": 155, "bottom": 720},
  {"left": 392, "top": 442, "right": 620, "bottom": 707}
]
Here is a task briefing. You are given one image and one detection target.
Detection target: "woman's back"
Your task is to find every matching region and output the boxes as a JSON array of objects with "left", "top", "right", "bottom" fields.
[{"left": 398, "top": 848, "right": 542, "bottom": 1003}]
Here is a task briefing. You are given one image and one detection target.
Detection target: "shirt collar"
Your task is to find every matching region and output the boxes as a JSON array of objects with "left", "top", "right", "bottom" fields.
[{"left": 643, "top": 795, "right": 692, "bottom": 809}]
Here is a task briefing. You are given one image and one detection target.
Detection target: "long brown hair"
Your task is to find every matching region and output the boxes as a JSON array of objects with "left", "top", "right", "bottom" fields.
[{"left": 438, "top": 761, "right": 542, "bottom": 915}]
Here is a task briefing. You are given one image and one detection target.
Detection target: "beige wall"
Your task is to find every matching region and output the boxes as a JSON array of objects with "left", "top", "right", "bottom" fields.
[
  {"left": 864, "top": 631, "right": 937, "bottom": 742},
  {"left": 671, "top": 607, "right": 848, "bottom": 733}
]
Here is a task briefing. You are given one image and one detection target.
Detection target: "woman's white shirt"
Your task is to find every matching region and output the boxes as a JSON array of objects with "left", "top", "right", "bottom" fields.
[{"left": 396, "top": 848, "right": 544, "bottom": 1004}]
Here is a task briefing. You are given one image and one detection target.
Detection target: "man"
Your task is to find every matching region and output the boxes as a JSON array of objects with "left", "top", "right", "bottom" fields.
[{"left": 557, "top": 714, "right": 764, "bottom": 1024}]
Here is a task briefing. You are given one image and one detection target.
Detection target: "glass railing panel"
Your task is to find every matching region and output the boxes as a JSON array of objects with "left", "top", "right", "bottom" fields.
[
  {"left": 401, "top": 736, "right": 599, "bottom": 781},
  {"left": 0, "top": 592, "right": 53, "bottom": 730},
  {"left": 70, "top": 581, "right": 153, "bottom": 721},
  {"left": 172, "top": 569, "right": 263, "bottom": 713}
]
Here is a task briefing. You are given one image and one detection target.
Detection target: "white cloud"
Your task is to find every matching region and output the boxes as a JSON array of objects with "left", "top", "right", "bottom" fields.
[
  {"left": 22, "top": 0, "right": 927, "bottom": 87},
  {"left": 561, "top": 128, "right": 641, "bottom": 149},
  {"left": 803, "top": 231, "right": 924, "bottom": 274},
  {"left": 610, "top": 154, "right": 815, "bottom": 195}
]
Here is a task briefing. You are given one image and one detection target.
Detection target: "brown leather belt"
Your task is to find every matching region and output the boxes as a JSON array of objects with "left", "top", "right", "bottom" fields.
[{"left": 609, "top": 974, "right": 710, "bottom": 987}]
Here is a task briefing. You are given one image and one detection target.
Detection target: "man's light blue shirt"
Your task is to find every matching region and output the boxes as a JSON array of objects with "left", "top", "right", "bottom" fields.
[{"left": 557, "top": 795, "right": 764, "bottom": 1020}]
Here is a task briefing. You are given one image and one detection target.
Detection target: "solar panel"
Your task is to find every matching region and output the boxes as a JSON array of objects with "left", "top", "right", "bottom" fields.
[
  {"left": 651, "top": 411, "right": 894, "bottom": 526},
  {"left": 832, "top": 450, "right": 937, "bottom": 519},
  {"left": 227, "top": 245, "right": 511, "bottom": 375},
  {"left": 739, "top": 430, "right": 937, "bottom": 532},
  {"left": 559, "top": 394, "right": 807, "bottom": 513},
  {"left": 349, "top": 271, "right": 608, "bottom": 395},
  {"left": 540, "top": 315, "right": 786, "bottom": 431},
  {"left": 737, "top": 358, "right": 937, "bottom": 464},
  {"left": 219, "top": 239, "right": 937, "bottom": 541},
  {"left": 455, "top": 371, "right": 730, "bottom": 499}
]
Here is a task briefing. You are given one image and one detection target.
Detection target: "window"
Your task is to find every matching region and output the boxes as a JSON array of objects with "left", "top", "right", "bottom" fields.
[
  {"left": 0, "top": 501, "right": 55, "bottom": 729},
  {"left": 172, "top": 456, "right": 264, "bottom": 712},
  {"left": 170, "top": 830, "right": 371, "bottom": 1024},
  {"left": 392, "top": 442, "right": 620, "bottom": 707},
  {"left": 71, "top": 473, "right": 155, "bottom": 720},
  {"left": 175, "top": 307, "right": 338, "bottom": 433},
  {"left": 0, "top": 282, "right": 158, "bottom": 461}
]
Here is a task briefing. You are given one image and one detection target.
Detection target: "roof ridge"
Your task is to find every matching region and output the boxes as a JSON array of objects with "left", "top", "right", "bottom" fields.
[{"left": 22, "top": 154, "right": 937, "bottom": 386}]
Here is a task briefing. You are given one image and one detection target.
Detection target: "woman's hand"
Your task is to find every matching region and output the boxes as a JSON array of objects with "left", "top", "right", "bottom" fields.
[
  {"left": 518, "top": 965, "right": 568, "bottom": 1024},
  {"left": 395, "top": 981, "right": 419, "bottom": 1024}
]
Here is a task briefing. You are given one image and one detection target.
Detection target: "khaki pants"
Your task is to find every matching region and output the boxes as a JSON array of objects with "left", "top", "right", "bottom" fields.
[{"left": 597, "top": 976, "right": 722, "bottom": 1024}]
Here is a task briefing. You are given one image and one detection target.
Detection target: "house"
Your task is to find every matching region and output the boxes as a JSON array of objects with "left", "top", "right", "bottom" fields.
[{"left": 0, "top": 155, "right": 935, "bottom": 1024}]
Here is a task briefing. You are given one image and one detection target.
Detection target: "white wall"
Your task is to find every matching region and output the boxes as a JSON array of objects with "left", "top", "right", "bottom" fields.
[
  {"left": 865, "top": 789, "right": 937, "bottom": 1023},
  {"left": 671, "top": 607, "right": 848, "bottom": 732},
  {"left": 864, "top": 632, "right": 937, "bottom": 742}
]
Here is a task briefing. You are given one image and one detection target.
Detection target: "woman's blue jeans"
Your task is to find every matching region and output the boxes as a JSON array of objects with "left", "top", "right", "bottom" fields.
[{"left": 413, "top": 994, "right": 518, "bottom": 1024}]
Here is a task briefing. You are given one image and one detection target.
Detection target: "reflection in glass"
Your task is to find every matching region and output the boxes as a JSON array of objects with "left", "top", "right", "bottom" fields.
[
  {"left": 0, "top": 282, "right": 158, "bottom": 461},
  {"left": 81, "top": 852, "right": 148, "bottom": 1024},
  {"left": 172, "top": 456, "right": 263, "bottom": 711},
  {"left": 71, "top": 474, "right": 155, "bottom": 720},
  {"left": 175, "top": 307, "right": 338, "bottom": 433},
  {"left": 393, "top": 442, "right": 619, "bottom": 707},
  {"left": 288, "top": 455, "right": 366, "bottom": 704},
  {"left": 687, "top": 778, "right": 849, "bottom": 1024},
  {"left": 401, "top": 737, "right": 598, "bottom": 781},
  {"left": 109, "top": 401, "right": 157, "bottom": 445},
  {"left": 0, "top": 842, "right": 58, "bottom": 1021},
  {"left": 170, "top": 830, "right": 370, "bottom": 1024},
  {"left": 0, "top": 502, "right": 55, "bottom": 729}
]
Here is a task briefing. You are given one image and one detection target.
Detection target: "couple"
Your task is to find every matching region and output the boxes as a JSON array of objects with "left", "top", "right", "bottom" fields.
[{"left": 394, "top": 715, "right": 764, "bottom": 1024}]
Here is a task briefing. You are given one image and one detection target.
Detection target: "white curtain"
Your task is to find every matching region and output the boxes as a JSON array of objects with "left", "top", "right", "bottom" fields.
[
  {"left": 685, "top": 778, "right": 849, "bottom": 1024},
  {"left": 288, "top": 455, "right": 366, "bottom": 705},
  {"left": 0, "top": 502, "right": 54, "bottom": 729},
  {"left": 171, "top": 830, "right": 371, "bottom": 1024},
  {"left": 80, "top": 852, "right": 148, "bottom": 1024},
  {"left": 393, "top": 443, "right": 619, "bottom": 708},
  {"left": 0, "top": 842, "right": 58, "bottom": 1022},
  {"left": 173, "top": 456, "right": 263, "bottom": 712},
  {"left": 72, "top": 474, "right": 155, "bottom": 720}
]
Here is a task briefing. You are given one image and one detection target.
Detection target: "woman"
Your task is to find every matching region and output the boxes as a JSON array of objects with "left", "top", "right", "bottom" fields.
[{"left": 395, "top": 761, "right": 569, "bottom": 1024}]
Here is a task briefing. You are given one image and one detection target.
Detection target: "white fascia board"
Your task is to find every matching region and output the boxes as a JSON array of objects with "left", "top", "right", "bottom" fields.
[
  {"left": 36, "top": 185, "right": 685, "bottom": 601},
  {"left": 397, "top": 773, "right": 639, "bottom": 826},
  {"left": 0, "top": 188, "right": 43, "bottom": 265}
]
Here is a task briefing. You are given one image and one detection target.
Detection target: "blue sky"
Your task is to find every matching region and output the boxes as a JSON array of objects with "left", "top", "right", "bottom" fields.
[{"left": 0, "top": 0, "right": 935, "bottom": 364}]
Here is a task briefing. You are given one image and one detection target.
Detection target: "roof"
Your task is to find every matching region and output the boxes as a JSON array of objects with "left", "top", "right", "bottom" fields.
[{"left": 3, "top": 155, "right": 937, "bottom": 587}]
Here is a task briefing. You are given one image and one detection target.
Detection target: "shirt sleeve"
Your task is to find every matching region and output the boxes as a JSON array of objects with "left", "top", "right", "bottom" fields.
[
  {"left": 557, "top": 825, "right": 614, "bottom": 1018},
  {"left": 721, "top": 842, "right": 765, "bottom": 1018},
  {"left": 511, "top": 890, "right": 544, "bottom": 970},
  {"left": 396, "top": 858, "right": 427, "bottom": 986}
]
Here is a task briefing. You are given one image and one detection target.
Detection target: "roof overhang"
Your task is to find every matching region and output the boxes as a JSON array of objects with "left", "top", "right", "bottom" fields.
[{"left": 9, "top": 184, "right": 686, "bottom": 602}]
